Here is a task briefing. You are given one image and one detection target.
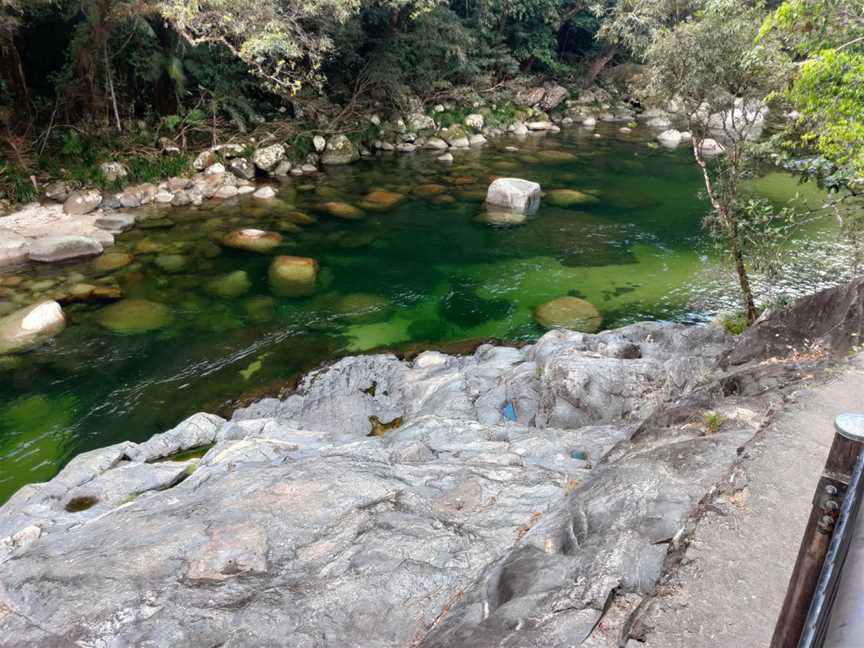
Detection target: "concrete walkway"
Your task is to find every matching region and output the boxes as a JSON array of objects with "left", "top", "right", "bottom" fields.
[{"left": 641, "top": 353, "right": 864, "bottom": 648}]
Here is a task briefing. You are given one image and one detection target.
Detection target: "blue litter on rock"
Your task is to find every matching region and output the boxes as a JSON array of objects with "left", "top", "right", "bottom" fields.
[
  {"left": 570, "top": 450, "right": 589, "bottom": 461},
  {"left": 501, "top": 402, "right": 517, "bottom": 421}
]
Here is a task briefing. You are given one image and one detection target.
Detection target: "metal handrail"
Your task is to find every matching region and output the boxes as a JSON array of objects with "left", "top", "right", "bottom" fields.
[
  {"left": 800, "top": 416, "right": 864, "bottom": 647},
  {"left": 771, "top": 414, "right": 864, "bottom": 648}
]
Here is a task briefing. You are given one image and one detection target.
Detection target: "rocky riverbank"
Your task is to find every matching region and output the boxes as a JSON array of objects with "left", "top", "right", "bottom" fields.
[
  {"left": 1, "top": 74, "right": 742, "bottom": 271},
  {"left": 1, "top": 277, "right": 861, "bottom": 647}
]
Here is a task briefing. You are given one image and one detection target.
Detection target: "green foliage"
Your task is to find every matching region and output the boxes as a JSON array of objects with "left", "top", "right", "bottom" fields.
[
  {"left": 0, "top": 164, "right": 37, "bottom": 203},
  {"left": 791, "top": 47, "right": 864, "bottom": 175},
  {"left": 645, "top": 0, "right": 790, "bottom": 321},
  {"left": 760, "top": 1, "right": 864, "bottom": 179},
  {"left": 124, "top": 155, "right": 190, "bottom": 184}
]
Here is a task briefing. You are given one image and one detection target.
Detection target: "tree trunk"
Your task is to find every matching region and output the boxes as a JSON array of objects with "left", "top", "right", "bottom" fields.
[
  {"left": 729, "top": 224, "right": 759, "bottom": 322},
  {"left": 0, "top": 39, "right": 31, "bottom": 119},
  {"left": 582, "top": 44, "right": 618, "bottom": 88}
]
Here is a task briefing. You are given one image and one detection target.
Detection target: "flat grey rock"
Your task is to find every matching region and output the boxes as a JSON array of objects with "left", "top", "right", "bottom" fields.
[{"left": 28, "top": 235, "right": 103, "bottom": 262}]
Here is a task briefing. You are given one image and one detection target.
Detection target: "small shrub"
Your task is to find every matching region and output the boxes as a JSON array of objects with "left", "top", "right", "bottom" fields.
[
  {"left": 703, "top": 410, "right": 723, "bottom": 434},
  {"left": 719, "top": 312, "right": 750, "bottom": 335}
]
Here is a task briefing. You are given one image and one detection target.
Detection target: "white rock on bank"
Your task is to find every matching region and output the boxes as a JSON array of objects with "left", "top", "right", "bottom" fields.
[
  {"left": 657, "top": 129, "right": 683, "bottom": 148},
  {"left": 253, "top": 186, "right": 277, "bottom": 200},
  {"left": 485, "top": 178, "right": 542, "bottom": 214},
  {"left": 464, "top": 114, "right": 485, "bottom": 131},
  {"left": 424, "top": 138, "right": 449, "bottom": 151},
  {"left": 252, "top": 144, "right": 286, "bottom": 172},
  {"left": 0, "top": 301, "right": 66, "bottom": 354},
  {"left": 63, "top": 189, "right": 102, "bottom": 216}
]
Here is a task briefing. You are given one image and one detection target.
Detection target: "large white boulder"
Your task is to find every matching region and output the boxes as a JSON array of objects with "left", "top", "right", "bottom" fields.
[
  {"left": 485, "top": 178, "right": 542, "bottom": 214},
  {"left": 699, "top": 138, "right": 726, "bottom": 157},
  {"left": 656, "top": 129, "right": 683, "bottom": 148},
  {"left": 0, "top": 301, "right": 66, "bottom": 354}
]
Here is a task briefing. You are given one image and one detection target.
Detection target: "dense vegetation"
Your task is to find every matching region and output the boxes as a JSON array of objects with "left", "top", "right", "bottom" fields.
[{"left": 0, "top": 0, "right": 862, "bottom": 322}]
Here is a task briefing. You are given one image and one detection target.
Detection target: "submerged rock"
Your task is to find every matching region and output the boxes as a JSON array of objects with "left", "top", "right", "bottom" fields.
[
  {"left": 92, "top": 252, "right": 133, "bottom": 273},
  {"left": 207, "top": 270, "right": 252, "bottom": 299},
  {"left": 221, "top": 229, "right": 283, "bottom": 253},
  {"left": 316, "top": 202, "right": 364, "bottom": 220},
  {"left": 545, "top": 189, "right": 599, "bottom": 208},
  {"left": 335, "top": 293, "right": 392, "bottom": 324},
  {"left": 269, "top": 256, "right": 319, "bottom": 297},
  {"left": 358, "top": 191, "right": 406, "bottom": 211},
  {"left": 477, "top": 210, "right": 528, "bottom": 227},
  {"left": 536, "top": 150, "right": 577, "bottom": 162},
  {"left": 154, "top": 254, "right": 188, "bottom": 274},
  {"left": 98, "top": 299, "right": 173, "bottom": 334},
  {"left": 0, "top": 301, "right": 65, "bottom": 354},
  {"left": 485, "top": 178, "right": 542, "bottom": 214},
  {"left": 534, "top": 296, "right": 603, "bottom": 333}
]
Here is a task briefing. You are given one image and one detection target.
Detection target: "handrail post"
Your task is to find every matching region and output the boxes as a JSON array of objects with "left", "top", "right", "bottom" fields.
[{"left": 770, "top": 414, "right": 864, "bottom": 648}]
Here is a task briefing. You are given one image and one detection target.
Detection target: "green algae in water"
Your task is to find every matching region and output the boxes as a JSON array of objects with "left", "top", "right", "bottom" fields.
[
  {"left": 159, "top": 446, "right": 213, "bottom": 463},
  {"left": 0, "top": 130, "right": 851, "bottom": 504}
]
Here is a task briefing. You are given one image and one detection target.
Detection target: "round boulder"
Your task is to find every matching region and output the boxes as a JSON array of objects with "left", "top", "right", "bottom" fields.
[
  {"left": 221, "top": 229, "right": 283, "bottom": 253},
  {"left": 534, "top": 297, "right": 602, "bottom": 333},
  {"left": 269, "top": 256, "right": 319, "bottom": 298},
  {"left": 98, "top": 299, "right": 173, "bottom": 335},
  {"left": 358, "top": 191, "right": 405, "bottom": 211},
  {"left": 92, "top": 252, "right": 133, "bottom": 273}
]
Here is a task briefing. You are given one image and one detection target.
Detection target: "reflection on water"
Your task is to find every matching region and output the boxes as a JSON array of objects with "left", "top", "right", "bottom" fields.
[{"left": 0, "top": 126, "right": 847, "bottom": 502}]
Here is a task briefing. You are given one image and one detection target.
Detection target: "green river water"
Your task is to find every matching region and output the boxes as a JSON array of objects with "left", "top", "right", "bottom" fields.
[{"left": 0, "top": 126, "right": 846, "bottom": 503}]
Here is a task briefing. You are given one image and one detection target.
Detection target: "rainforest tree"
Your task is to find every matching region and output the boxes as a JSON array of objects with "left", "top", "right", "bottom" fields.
[{"left": 646, "top": 0, "right": 787, "bottom": 322}]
